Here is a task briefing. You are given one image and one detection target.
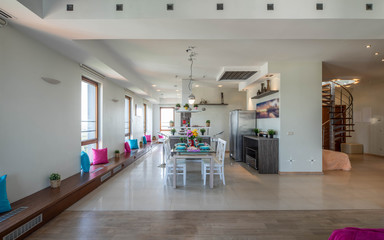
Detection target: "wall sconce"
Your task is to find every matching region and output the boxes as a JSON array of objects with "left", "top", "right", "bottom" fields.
[{"left": 41, "top": 77, "right": 61, "bottom": 85}]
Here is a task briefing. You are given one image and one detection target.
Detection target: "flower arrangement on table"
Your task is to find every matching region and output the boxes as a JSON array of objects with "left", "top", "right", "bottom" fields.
[{"left": 187, "top": 146, "right": 200, "bottom": 152}]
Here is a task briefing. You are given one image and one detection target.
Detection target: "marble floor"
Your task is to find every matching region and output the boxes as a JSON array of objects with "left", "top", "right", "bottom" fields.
[{"left": 69, "top": 145, "right": 384, "bottom": 211}]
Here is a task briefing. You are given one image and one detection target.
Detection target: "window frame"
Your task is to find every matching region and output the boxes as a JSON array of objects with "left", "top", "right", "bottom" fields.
[
  {"left": 143, "top": 103, "right": 147, "bottom": 134},
  {"left": 125, "top": 96, "right": 132, "bottom": 139},
  {"left": 81, "top": 76, "right": 99, "bottom": 148},
  {"left": 160, "top": 107, "right": 175, "bottom": 131}
]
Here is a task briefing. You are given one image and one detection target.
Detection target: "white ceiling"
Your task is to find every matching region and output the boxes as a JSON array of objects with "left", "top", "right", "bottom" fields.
[{"left": 1, "top": 0, "right": 384, "bottom": 101}]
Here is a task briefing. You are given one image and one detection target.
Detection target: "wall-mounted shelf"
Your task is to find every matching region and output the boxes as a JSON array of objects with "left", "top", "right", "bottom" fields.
[
  {"left": 198, "top": 103, "right": 228, "bottom": 106},
  {"left": 176, "top": 109, "right": 202, "bottom": 113},
  {"left": 251, "top": 90, "right": 279, "bottom": 99}
]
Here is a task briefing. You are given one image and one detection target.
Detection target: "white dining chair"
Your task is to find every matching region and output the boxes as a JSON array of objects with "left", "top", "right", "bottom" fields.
[
  {"left": 201, "top": 138, "right": 226, "bottom": 185},
  {"left": 164, "top": 139, "right": 187, "bottom": 186}
]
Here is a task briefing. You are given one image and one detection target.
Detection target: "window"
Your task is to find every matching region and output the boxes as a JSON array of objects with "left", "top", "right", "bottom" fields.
[
  {"left": 125, "top": 96, "right": 131, "bottom": 141},
  {"left": 143, "top": 103, "right": 147, "bottom": 134},
  {"left": 160, "top": 107, "right": 175, "bottom": 131},
  {"left": 81, "top": 77, "right": 98, "bottom": 154}
]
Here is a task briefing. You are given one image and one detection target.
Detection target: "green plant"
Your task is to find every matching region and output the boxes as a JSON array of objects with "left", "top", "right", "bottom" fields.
[
  {"left": 183, "top": 103, "right": 189, "bottom": 108},
  {"left": 49, "top": 173, "right": 61, "bottom": 181},
  {"left": 114, "top": 150, "right": 120, "bottom": 154},
  {"left": 170, "top": 120, "right": 174, "bottom": 124},
  {"left": 267, "top": 129, "right": 276, "bottom": 135},
  {"left": 179, "top": 137, "right": 186, "bottom": 143},
  {"left": 176, "top": 103, "right": 181, "bottom": 107},
  {"left": 197, "top": 137, "right": 202, "bottom": 142},
  {"left": 253, "top": 128, "right": 260, "bottom": 134},
  {"left": 206, "top": 120, "right": 210, "bottom": 123},
  {"left": 200, "top": 128, "right": 206, "bottom": 134},
  {"left": 171, "top": 128, "right": 176, "bottom": 134},
  {"left": 193, "top": 104, "right": 198, "bottom": 107}
]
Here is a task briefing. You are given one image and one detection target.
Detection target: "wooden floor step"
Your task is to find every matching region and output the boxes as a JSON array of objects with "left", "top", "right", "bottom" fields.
[
  {"left": 332, "top": 123, "right": 355, "bottom": 126},
  {"left": 331, "top": 117, "right": 352, "bottom": 119}
]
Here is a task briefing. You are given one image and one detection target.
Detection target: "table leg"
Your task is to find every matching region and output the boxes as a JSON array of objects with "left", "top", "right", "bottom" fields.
[
  {"left": 210, "top": 156, "right": 213, "bottom": 189},
  {"left": 173, "top": 157, "right": 177, "bottom": 188}
]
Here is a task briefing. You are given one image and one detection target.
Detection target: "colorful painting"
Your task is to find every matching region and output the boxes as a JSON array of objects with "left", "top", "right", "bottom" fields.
[{"left": 256, "top": 98, "right": 280, "bottom": 119}]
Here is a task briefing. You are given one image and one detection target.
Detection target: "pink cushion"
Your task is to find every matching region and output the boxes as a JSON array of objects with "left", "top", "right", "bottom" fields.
[
  {"left": 159, "top": 135, "right": 164, "bottom": 139},
  {"left": 329, "top": 228, "right": 384, "bottom": 240},
  {"left": 124, "top": 142, "right": 131, "bottom": 153},
  {"left": 92, "top": 148, "right": 109, "bottom": 165},
  {"left": 145, "top": 135, "right": 152, "bottom": 142}
]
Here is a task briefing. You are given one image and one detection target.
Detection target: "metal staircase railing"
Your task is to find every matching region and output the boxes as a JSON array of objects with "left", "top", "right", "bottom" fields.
[{"left": 322, "top": 82, "right": 354, "bottom": 150}]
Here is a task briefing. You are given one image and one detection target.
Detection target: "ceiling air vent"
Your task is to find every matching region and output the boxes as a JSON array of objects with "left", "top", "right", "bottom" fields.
[
  {"left": 217, "top": 71, "right": 257, "bottom": 81},
  {"left": 0, "top": 8, "right": 14, "bottom": 19}
]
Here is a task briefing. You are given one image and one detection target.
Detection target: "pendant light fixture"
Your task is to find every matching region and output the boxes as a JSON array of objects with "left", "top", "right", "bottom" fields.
[{"left": 186, "top": 47, "right": 197, "bottom": 105}]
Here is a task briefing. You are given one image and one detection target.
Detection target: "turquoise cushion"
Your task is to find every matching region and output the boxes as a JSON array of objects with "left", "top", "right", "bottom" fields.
[
  {"left": 80, "top": 151, "right": 90, "bottom": 173},
  {"left": 176, "top": 146, "right": 187, "bottom": 150},
  {"left": 0, "top": 175, "right": 11, "bottom": 213},
  {"left": 142, "top": 136, "right": 147, "bottom": 144},
  {"left": 200, "top": 146, "right": 210, "bottom": 150},
  {"left": 129, "top": 139, "right": 139, "bottom": 149},
  {"left": 197, "top": 143, "right": 205, "bottom": 147},
  {"left": 176, "top": 143, "right": 186, "bottom": 146}
]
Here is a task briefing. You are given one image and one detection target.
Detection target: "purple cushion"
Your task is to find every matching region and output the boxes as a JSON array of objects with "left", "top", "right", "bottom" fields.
[
  {"left": 125, "top": 142, "right": 131, "bottom": 153},
  {"left": 92, "top": 148, "right": 109, "bottom": 165},
  {"left": 329, "top": 228, "right": 384, "bottom": 240},
  {"left": 145, "top": 135, "right": 152, "bottom": 142}
]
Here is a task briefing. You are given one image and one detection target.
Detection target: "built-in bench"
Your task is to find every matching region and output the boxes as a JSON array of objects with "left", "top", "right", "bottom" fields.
[{"left": 0, "top": 142, "right": 160, "bottom": 240}]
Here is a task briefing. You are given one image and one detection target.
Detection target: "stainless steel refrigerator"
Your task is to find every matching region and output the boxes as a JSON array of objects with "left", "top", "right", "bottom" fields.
[{"left": 229, "top": 110, "right": 256, "bottom": 162}]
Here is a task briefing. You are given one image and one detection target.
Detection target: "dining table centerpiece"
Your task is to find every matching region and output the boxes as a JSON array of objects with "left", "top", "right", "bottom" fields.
[{"left": 186, "top": 129, "right": 199, "bottom": 146}]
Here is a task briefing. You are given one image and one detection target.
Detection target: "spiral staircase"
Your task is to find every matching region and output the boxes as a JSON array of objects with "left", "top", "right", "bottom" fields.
[{"left": 322, "top": 82, "right": 354, "bottom": 151}]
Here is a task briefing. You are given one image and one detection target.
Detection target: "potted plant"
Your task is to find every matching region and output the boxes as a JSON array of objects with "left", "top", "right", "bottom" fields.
[
  {"left": 169, "top": 120, "right": 174, "bottom": 127},
  {"left": 206, "top": 120, "right": 210, "bottom": 127},
  {"left": 175, "top": 103, "right": 181, "bottom": 110},
  {"left": 197, "top": 137, "right": 202, "bottom": 142},
  {"left": 139, "top": 141, "right": 143, "bottom": 148},
  {"left": 114, "top": 150, "right": 120, "bottom": 158},
  {"left": 193, "top": 104, "right": 198, "bottom": 110},
  {"left": 49, "top": 173, "right": 61, "bottom": 189},
  {"left": 171, "top": 128, "right": 176, "bottom": 135},
  {"left": 183, "top": 103, "right": 189, "bottom": 110},
  {"left": 253, "top": 128, "right": 260, "bottom": 136},
  {"left": 179, "top": 137, "right": 185, "bottom": 143},
  {"left": 200, "top": 128, "right": 206, "bottom": 135},
  {"left": 267, "top": 129, "right": 276, "bottom": 138}
]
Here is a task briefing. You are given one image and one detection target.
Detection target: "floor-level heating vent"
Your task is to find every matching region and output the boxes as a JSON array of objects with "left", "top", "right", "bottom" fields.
[
  {"left": 101, "top": 172, "right": 111, "bottom": 182},
  {"left": 3, "top": 214, "right": 42, "bottom": 240},
  {"left": 113, "top": 165, "right": 122, "bottom": 174}
]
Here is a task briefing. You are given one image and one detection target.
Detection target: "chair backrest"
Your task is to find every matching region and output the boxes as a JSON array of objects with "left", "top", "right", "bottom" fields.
[
  {"left": 216, "top": 138, "right": 227, "bottom": 166},
  {"left": 163, "top": 139, "right": 172, "bottom": 161}
]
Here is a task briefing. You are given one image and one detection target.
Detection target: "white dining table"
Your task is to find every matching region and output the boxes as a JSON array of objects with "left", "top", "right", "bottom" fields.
[{"left": 173, "top": 153, "right": 215, "bottom": 189}]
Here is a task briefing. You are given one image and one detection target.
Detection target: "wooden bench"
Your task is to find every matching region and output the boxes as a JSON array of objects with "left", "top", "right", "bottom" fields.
[{"left": 0, "top": 143, "right": 160, "bottom": 240}]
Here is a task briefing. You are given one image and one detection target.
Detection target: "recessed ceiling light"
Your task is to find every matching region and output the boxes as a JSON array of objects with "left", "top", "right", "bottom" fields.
[
  {"left": 176, "top": 89, "right": 179, "bottom": 92},
  {"left": 218, "top": 85, "right": 223, "bottom": 88},
  {"left": 156, "top": 89, "right": 161, "bottom": 92},
  {"left": 152, "top": 84, "right": 157, "bottom": 87},
  {"left": 366, "top": 45, "right": 372, "bottom": 48},
  {"left": 381, "top": 58, "right": 384, "bottom": 62},
  {"left": 195, "top": 85, "right": 199, "bottom": 87},
  {"left": 375, "top": 52, "right": 379, "bottom": 55},
  {"left": 66, "top": 4, "right": 74, "bottom": 11}
]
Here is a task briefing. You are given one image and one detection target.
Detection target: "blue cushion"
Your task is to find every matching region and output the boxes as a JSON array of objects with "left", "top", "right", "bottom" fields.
[
  {"left": 176, "top": 143, "right": 187, "bottom": 146},
  {"left": 176, "top": 146, "right": 186, "bottom": 150},
  {"left": 80, "top": 151, "right": 91, "bottom": 173},
  {"left": 0, "top": 175, "right": 11, "bottom": 213},
  {"left": 129, "top": 139, "right": 139, "bottom": 149},
  {"left": 200, "top": 146, "right": 210, "bottom": 150},
  {"left": 142, "top": 136, "right": 147, "bottom": 144}
]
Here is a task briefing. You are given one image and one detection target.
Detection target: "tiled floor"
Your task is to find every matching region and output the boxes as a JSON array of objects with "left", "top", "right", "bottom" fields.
[{"left": 69, "top": 146, "right": 384, "bottom": 211}]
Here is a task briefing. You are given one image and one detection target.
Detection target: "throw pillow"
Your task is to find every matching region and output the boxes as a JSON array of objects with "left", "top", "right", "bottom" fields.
[
  {"left": 92, "top": 148, "right": 109, "bottom": 165},
  {"left": 145, "top": 135, "right": 152, "bottom": 142},
  {"left": 80, "top": 151, "right": 91, "bottom": 172},
  {"left": 129, "top": 139, "right": 139, "bottom": 149},
  {"left": 0, "top": 175, "right": 11, "bottom": 213},
  {"left": 143, "top": 136, "right": 147, "bottom": 144},
  {"left": 124, "top": 142, "right": 131, "bottom": 153}
]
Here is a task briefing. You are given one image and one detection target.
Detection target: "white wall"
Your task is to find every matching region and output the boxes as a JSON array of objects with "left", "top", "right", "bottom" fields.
[
  {"left": 269, "top": 61, "right": 322, "bottom": 172},
  {"left": 0, "top": 26, "right": 152, "bottom": 202},
  {"left": 0, "top": 26, "right": 81, "bottom": 202},
  {"left": 348, "top": 78, "right": 384, "bottom": 156}
]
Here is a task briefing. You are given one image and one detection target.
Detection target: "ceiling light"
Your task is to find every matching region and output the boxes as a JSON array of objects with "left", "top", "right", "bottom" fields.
[
  {"left": 152, "top": 84, "right": 157, "bottom": 87},
  {"left": 218, "top": 85, "right": 223, "bottom": 88},
  {"left": 366, "top": 45, "right": 371, "bottom": 48},
  {"left": 195, "top": 85, "right": 199, "bottom": 87},
  {"left": 381, "top": 58, "right": 384, "bottom": 62},
  {"left": 188, "top": 94, "right": 196, "bottom": 104},
  {"left": 156, "top": 89, "right": 161, "bottom": 92},
  {"left": 375, "top": 52, "right": 379, "bottom": 55},
  {"left": 176, "top": 89, "right": 179, "bottom": 92}
]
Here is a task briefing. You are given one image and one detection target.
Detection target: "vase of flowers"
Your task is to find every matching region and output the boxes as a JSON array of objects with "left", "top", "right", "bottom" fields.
[{"left": 187, "top": 129, "right": 199, "bottom": 146}]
